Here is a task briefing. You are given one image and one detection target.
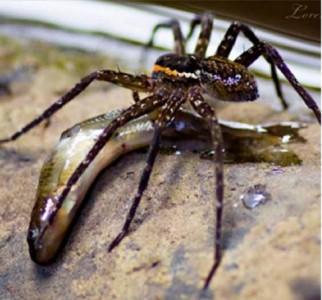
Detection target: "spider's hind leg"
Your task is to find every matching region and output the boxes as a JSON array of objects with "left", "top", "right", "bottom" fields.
[
  {"left": 145, "top": 19, "right": 185, "bottom": 55},
  {"left": 216, "top": 22, "right": 288, "bottom": 109},
  {"left": 187, "top": 13, "right": 213, "bottom": 58},
  {"left": 235, "top": 43, "right": 321, "bottom": 123}
]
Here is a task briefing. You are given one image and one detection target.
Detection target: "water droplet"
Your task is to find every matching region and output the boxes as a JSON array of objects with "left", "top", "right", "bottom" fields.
[
  {"left": 233, "top": 202, "right": 239, "bottom": 208},
  {"left": 240, "top": 184, "right": 272, "bottom": 209},
  {"left": 282, "top": 134, "right": 291, "bottom": 143}
]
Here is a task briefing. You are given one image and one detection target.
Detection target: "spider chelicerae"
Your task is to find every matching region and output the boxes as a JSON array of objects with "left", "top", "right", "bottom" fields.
[{"left": 0, "top": 13, "right": 320, "bottom": 290}]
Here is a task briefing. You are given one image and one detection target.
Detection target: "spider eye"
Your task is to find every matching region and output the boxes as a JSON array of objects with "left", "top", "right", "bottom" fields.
[{"left": 154, "top": 54, "right": 200, "bottom": 72}]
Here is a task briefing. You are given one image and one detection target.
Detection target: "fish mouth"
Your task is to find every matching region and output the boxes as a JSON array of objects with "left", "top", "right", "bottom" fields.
[
  {"left": 27, "top": 223, "right": 51, "bottom": 264},
  {"left": 27, "top": 216, "right": 66, "bottom": 265}
]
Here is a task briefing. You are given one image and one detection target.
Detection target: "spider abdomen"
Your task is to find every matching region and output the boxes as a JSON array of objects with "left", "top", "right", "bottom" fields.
[{"left": 200, "top": 56, "right": 259, "bottom": 102}]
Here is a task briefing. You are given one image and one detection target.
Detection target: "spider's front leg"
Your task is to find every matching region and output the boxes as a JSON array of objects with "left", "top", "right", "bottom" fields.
[
  {"left": 108, "top": 88, "right": 187, "bottom": 252},
  {"left": 187, "top": 86, "right": 224, "bottom": 290},
  {"left": 0, "top": 70, "right": 152, "bottom": 144},
  {"left": 235, "top": 42, "right": 321, "bottom": 123},
  {"left": 28, "top": 90, "right": 172, "bottom": 262},
  {"left": 216, "top": 22, "right": 287, "bottom": 109}
]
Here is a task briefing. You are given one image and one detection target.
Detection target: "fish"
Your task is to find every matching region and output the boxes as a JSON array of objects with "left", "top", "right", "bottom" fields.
[{"left": 27, "top": 108, "right": 304, "bottom": 263}]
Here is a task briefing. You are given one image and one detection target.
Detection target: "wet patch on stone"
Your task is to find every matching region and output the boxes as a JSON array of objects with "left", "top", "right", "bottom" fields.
[
  {"left": 290, "top": 278, "right": 321, "bottom": 300},
  {"left": 0, "top": 148, "right": 34, "bottom": 164},
  {"left": 165, "top": 278, "right": 207, "bottom": 300},
  {"left": 222, "top": 227, "right": 249, "bottom": 250}
]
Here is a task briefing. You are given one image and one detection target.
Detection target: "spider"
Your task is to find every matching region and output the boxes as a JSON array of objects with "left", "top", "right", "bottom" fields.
[{"left": 0, "top": 13, "right": 320, "bottom": 290}]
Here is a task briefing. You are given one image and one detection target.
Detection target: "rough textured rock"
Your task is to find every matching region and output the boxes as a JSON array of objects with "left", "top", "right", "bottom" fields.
[{"left": 0, "top": 37, "right": 320, "bottom": 300}]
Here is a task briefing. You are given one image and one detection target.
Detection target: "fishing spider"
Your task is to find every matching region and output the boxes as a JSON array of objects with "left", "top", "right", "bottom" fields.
[{"left": 0, "top": 13, "right": 320, "bottom": 290}]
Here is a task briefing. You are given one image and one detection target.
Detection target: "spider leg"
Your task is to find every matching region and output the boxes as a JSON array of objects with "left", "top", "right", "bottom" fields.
[
  {"left": 216, "top": 22, "right": 287, "bottom": 109},
  {"left": 186, "top": 13, "right": 213, "bottom": 58},
  {"left": 107, "top": 125, "right": 162, "bottom": 252},
  {"left": 132, "top": 91, "right": 140, "bottom": 103},
  {"left": 145, "top": 19, "right": 185, "bottom": 55},
  {"left": 108, "top": 88, "right": 186, "bottom": 252},
  {"left": 187, "top": 86, "right": 224, "bottom": 290},
  {"left": 0, "top": 71, "right": 152, "bottom": 144},
  {"left": 36, "top": 89, "right": 171, "bottom": 238},
  {"left": 235, "top": 43, "right": 321, "bottom": 124}
]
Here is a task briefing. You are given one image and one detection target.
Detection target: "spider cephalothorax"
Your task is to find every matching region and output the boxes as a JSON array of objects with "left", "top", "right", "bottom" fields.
[
  {"left": 0, "top": 13, "right": 320, "bottom": 291},
  {"left": 152, "top": 53, "right": 201, "bottom": 80}
]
